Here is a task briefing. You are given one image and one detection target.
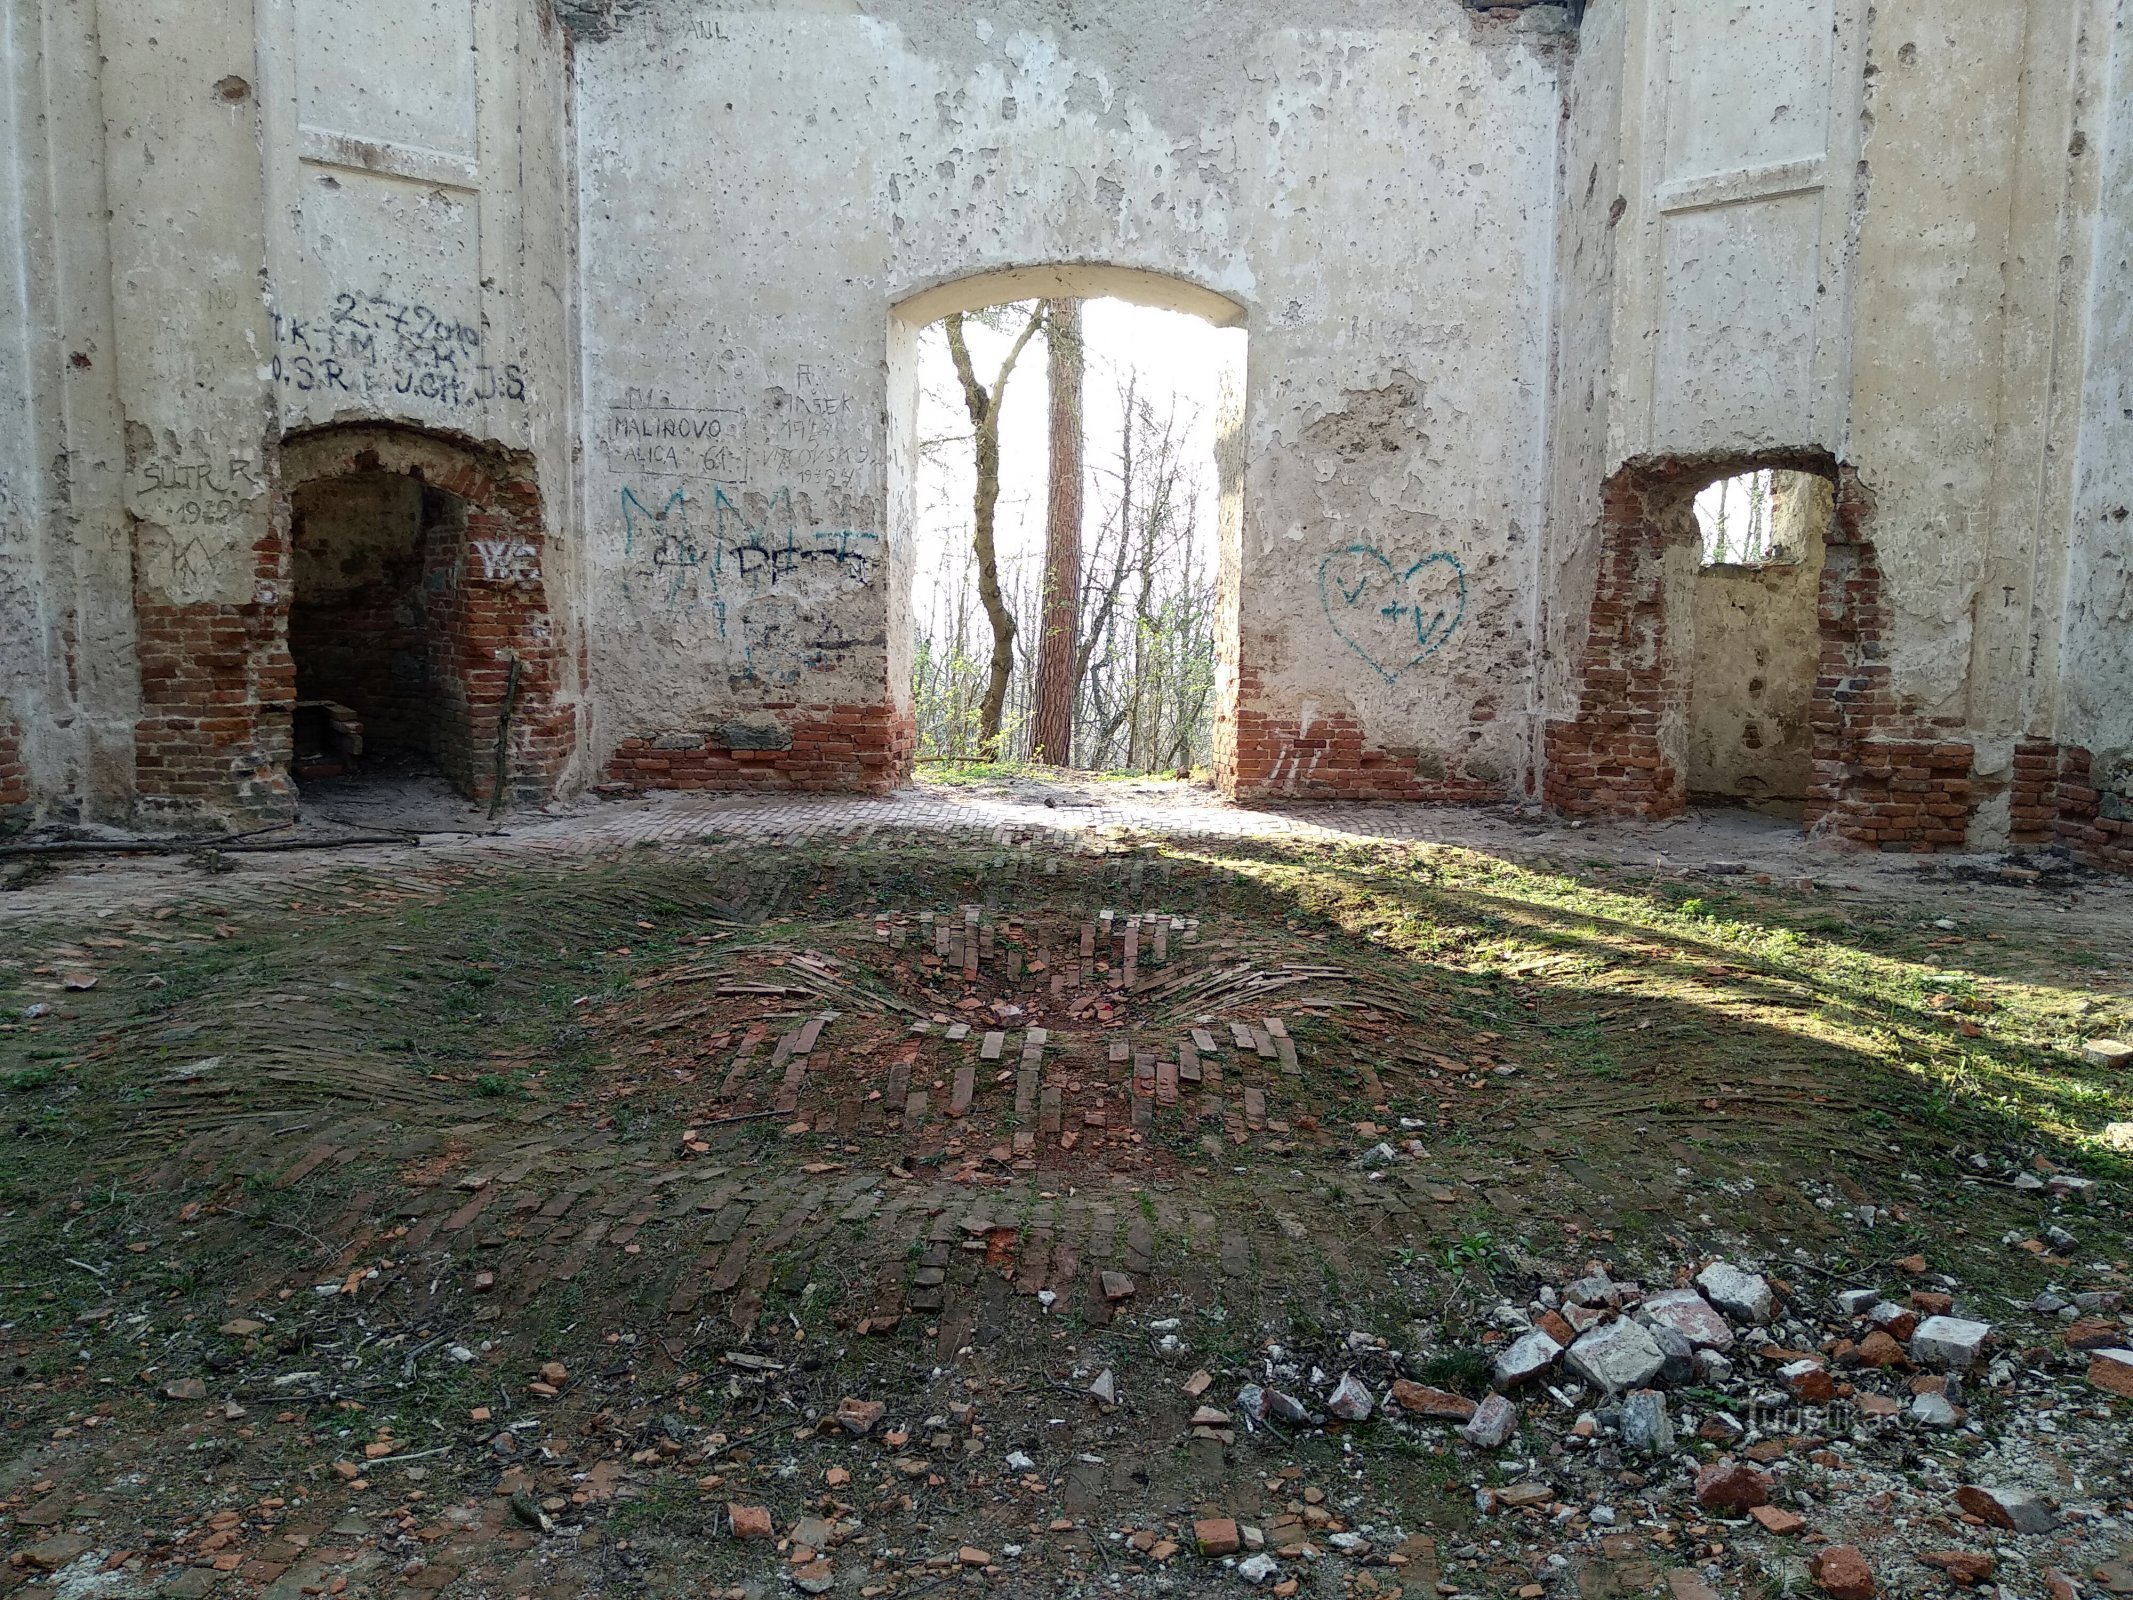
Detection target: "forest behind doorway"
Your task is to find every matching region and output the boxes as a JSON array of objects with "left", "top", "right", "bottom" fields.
[{"left": 910, "top": 298, "right": 1243, "bottom": 775}]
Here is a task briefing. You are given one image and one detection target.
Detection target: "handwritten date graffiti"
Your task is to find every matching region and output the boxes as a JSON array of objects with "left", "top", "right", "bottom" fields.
[
  {"left": 272, "top": 290, "right": 525, "bottom": 410},
  {"left": 1317, "top": 545, "right": 1466, "bottom": 684}
]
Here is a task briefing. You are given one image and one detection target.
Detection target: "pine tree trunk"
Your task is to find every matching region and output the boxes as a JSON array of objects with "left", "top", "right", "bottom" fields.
[{"left": 1031, "top": 300, "right": 1084, "bottom": 765}]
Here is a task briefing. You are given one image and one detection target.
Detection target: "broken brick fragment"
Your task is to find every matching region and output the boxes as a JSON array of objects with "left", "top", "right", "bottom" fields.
[
  {"left": 1389, "top": 1380, "right": 1477, "bottom": 1421},
  {"left": 1810, "top": 1545, "right": 1876, "bottom": 1600},
  {"left": 2086, "top": 1349, "right": 2133, "bottom": 1397},
  {"left": 1918, "top": 1552, "right": 1995, "bottom": 1587},
  {"left": 836, "top": 1396, "right": 885, "bottom": 1436},
  {"left": 1193, "top": 1518, "right": 1240, "bottom": 1556},
  {"left": 727, "top": 1503, "right": 772, "bottom": 1540},
  {"left": 1694, "top": 1462, "right": 1772, "bottom": 1512}
]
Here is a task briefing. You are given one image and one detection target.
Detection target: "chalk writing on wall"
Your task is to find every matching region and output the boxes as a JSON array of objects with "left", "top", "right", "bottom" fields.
[
  {"left": 602, "top": 395, "right": 750, "bottom": 481},
  {"left": 273, "top": 291, "right": 525, "bottom": 409},
  {"left": 1317, "top": 545, "right": 1466, "bottom": 685},
  {"left": 473, "top": 538, "right": 539, "bottom": 584},
  {"left": 131, "top": 457, "right": 265, "bottom": 528},
  {"left": 766, "top": 382, "right": 871, "bottom": 481}
]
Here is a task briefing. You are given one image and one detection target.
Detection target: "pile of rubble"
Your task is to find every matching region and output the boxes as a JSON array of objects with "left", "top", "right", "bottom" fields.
[{"left": 1201, "top": 1255, "right": 2133, "bottom": 1594}]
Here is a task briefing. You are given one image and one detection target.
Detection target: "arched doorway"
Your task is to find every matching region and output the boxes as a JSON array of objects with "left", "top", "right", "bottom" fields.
[
  {"left": 885, "top": 265, "right": 1248, "bottom": 777},
  {"left": 277, "top": 425, "right": 573, "bottom": 810}
]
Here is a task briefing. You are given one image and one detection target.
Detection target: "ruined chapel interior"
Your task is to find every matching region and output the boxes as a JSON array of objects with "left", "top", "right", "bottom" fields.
[
  {"left": 1, "top": 0, "right": 2128, "bottom": 868},
  {"left": 4, "top": 5, "right": 2133, "bottom": 1599}
]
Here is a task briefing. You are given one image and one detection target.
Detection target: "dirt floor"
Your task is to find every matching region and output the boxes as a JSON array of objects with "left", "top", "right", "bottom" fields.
[{"left": 3, "top": 780, "right": 2131, "bottom": 1600}]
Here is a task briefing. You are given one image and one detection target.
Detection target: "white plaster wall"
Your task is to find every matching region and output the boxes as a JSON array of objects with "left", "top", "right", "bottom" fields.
[
  {"left": 8, "top": 0, "right": 2127, "bottom": 830},
  {"left": 573, "top": 0, "right": 1570, "bottom": 782},
  {"left": 0, "top": 1, "right": 42, "bottom": 793},
  {"left": 1839, "top": 0, "right": 2121, "bottom": 822},
  {"left": 1548, "top": 0, "right": 2121, "bottom": 848},
  {"left": 1, "top": 0, "right": 583, "bottom": 824},
  {"left": 261, "top": 0, "right": 584, "bottom": 772},
  {"left": 1602, "top": 0, "right": 1863, "bottom": 469},
  {"left": 264, "top": 0, "right": 555, "bottom": 449},
  {"left": 2061, "top": 0, "right": 2133, "bottom": 761},
  {"left": 1538, "top": 0, "right": 1627, "bottom": 720},
  {"left": 105, "top": 0, "right": 279, "bottom": 626}
]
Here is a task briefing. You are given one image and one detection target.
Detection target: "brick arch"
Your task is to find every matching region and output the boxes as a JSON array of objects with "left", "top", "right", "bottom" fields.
[
  {"left": 276, "top": 424, "right": 575, "bottom": 806},
  {"left": 1544, "top": 451, "right": 1973, "bottom": 849}
]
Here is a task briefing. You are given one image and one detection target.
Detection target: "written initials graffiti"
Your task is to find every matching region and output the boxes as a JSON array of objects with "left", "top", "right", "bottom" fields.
[
  {"left": 602, "top": 398, "right": 750, "bottom": 481},
  {"left": 473, "top": 539, "right": 539, "bottom": 583},
  {"left": 273, "top": 289, "right": 525, "bottom": 410},
  {"left": 131, "top": 456, "right": 265, "bottom": 529},
  {"left": 1317, "top": 545, "right": 1467, "bottom": 685},
  {"left": 767, "top": 384, "right": 869, "bottom": 479}
]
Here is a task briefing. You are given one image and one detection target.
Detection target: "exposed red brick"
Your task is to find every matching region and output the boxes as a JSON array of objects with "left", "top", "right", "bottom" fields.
[
  {"left": 0, "top": 702, "right": 27, "bottom": 828},
  {"left": 127, "top": 424, "right": 578, "bottom": 825},
  {"left": 1220, "top": 667, "right": 1509, "bottom": 803},
  {"left": 1545, "top": 454, "right": 1979, "bottom": 852},
  {"left": 604, "top": 704, "right": 915, "bottom": 795},
  {"left": 2026, "top": 742, "right": 2133, "bottom": 874}
]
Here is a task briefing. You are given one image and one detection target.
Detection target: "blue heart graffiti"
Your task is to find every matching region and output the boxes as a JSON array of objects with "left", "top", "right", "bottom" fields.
[{"left": 1316, "top": 545, "right": 1467, "bottom": 685}]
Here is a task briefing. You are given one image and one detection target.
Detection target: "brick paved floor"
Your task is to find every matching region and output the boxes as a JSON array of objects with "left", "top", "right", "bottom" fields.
[{"left": 3, "top": 779, "right": 2130, "bottom": 1600}]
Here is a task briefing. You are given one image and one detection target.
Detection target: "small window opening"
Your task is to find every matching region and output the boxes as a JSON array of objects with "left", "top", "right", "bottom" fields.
[{"left": 1694, "top": 469, "right": 1810, "bottom": 567}]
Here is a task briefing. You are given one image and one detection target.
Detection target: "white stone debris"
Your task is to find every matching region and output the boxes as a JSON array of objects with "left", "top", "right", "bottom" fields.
[
  {"left": 1566, "top": 1319, "right": 1668, "bottom": 1393},
  {"left": 1325, "top": 1372, "right": 1373, "bottom": 1421},
  {"left": 1641, "top": 1287, "right": 1736, "bottom": 1351},
  {"left": 1461, "top": 1393, "right": 1519, "bottom": 1449},
  {"left": 1492, "top": 1329, "right": 1564, "bottom": 1389},
  {"left": 1693, "top": 1262, "right": 1775, "bottom": 1324},
  {"left": 1911, "top": 1315, "right": 1991, "bottom": 1370}
]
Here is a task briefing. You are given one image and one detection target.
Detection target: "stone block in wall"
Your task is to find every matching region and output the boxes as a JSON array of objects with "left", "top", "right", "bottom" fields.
[
  {"left": 714, "top": 719, "right": 793, "bottom": 752},
  {"left": 1463, "top": 0, "right": 1582, "bottom": 23}
]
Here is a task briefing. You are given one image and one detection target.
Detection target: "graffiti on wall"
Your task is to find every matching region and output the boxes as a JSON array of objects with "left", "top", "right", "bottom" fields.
[
  {"left": 600, "top": 371, "right": 873, "bottom": 485},
  {"left": 603, "top": 395, "right": 751, "bottom": 480},
  {"left": 132, "top": 456, "right": 265, "bottom": 529},
  {"left": 1318, "top": 544, "right": 1466, "bottom": 685},
  {"left": 126, "top": 454, "right": 270, "bottom": 604},
  {"left": 604, "top": 363, "right": 881, "bottom": 686},
  {"left": 618, "top": 482, "right": 882, "bottom": 687},
  {"left": 273, "top": 291, "right": 525, "bottom": 410},
  {"left": 473, "top": 539, "right": 539, "bottom": 584}
]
